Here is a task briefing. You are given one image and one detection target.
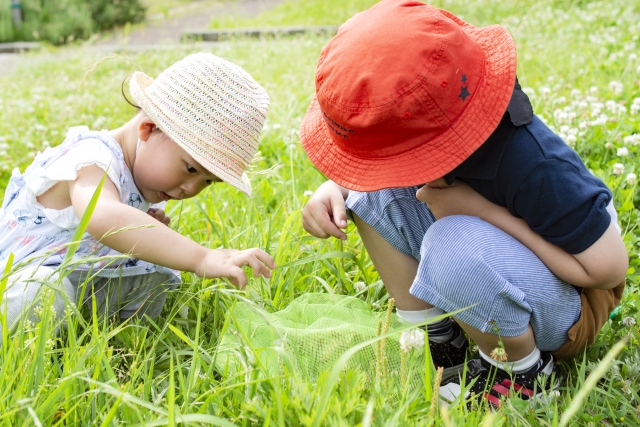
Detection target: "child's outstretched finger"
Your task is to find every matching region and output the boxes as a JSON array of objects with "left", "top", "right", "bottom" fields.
[
  {"left": 229, "top": 266, "right": 247, "bottom": 288},
  {"left": 252, "top": 248, "right": 276, "bottom": 270}
]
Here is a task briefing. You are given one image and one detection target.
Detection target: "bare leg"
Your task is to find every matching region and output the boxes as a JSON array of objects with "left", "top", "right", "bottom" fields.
[
  {"left": 353, "top": 213, "right": 431, "bottom": 311},
  {"left": 456, "top": 319, "right": 536, "bottom": 361}
]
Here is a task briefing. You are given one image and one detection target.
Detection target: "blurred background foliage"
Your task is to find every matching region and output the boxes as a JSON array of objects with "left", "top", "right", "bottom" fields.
[{"left": 0, "top": 0, "right": 146, "bottom": 44}]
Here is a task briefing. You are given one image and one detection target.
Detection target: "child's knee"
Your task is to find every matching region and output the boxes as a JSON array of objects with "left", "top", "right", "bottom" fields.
[
  {"left": 119, "top": 272, "right": 178, "bottom": 320},
  {"left": 2, "top": 267, "right": 75, "bottom": 330},
  {"left": 416, "top": 216, "right": 519, "bottom": 302}
]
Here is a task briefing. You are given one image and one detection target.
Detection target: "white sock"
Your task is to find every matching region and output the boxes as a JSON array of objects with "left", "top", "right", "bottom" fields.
[
  {"left": 396, "top": 307, "right": 454, "bottom": 343},
  {"left": 479, "top": 347, "right": 541, "bottom": 373},
  {"left": 396, "top": 307, "right": 445, "bottom": 324}
]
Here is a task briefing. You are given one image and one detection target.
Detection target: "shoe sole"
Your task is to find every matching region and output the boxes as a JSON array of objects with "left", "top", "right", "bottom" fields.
[{"left": 438, "top": 378, "right": 562, "bottom": 407}]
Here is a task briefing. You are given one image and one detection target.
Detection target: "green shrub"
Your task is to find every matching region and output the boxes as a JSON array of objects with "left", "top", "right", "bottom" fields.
[
  {"left": 88, "top": 0, "right": 146, "bottom": 32},
  {"left": 0, "top": 0, "right": 146, "bottom": 44}
]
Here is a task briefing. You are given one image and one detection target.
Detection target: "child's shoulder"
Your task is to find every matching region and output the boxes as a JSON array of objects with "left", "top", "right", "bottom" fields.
[{"left": 501, "top": 115, "right": 590, "bottom": 181}]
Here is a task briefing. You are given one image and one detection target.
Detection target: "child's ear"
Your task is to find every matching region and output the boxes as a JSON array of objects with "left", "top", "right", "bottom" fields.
[{"left": 137, "top": 117, "right": 157, "bottom": 142}]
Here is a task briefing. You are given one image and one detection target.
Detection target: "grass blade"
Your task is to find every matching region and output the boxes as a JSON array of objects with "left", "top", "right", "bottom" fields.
[{"left": 559, "top": 335, "right": 630, "bottom": 427}]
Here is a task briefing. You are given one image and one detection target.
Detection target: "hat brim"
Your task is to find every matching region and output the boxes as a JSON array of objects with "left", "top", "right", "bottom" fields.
[
  {"left": 300, "top": 19, "right": 516, "bottom": 192},
  {"left": 129, "top": 72, "right": 253, "bottom": 196}
]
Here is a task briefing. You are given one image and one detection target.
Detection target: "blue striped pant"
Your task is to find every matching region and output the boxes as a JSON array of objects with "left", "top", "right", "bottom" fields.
[{"left": 346, "top": 187, "right": 582, "bottom": 352}]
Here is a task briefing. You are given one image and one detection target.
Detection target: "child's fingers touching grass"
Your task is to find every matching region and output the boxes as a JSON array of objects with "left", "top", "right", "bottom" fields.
[{"left": 197, "top": 248, "right": 275, "bottom": 286}]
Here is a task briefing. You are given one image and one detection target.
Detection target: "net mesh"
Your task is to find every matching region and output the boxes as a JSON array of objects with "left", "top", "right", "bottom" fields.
[{"left": 215, "top": 293, "right": 426, "bottom": 388}]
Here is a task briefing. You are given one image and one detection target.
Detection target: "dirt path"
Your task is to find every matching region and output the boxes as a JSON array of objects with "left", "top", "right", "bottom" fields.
[
  {"left": 98, "top": 0, "right": 282, "bottom": 47},
  {"left": 0, "top": 0, "right": 282, "bottom": 76}
]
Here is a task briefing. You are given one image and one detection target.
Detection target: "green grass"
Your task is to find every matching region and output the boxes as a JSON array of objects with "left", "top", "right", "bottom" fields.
[{"left": 1, "top": 0, "right": 640, "bottom": 425}]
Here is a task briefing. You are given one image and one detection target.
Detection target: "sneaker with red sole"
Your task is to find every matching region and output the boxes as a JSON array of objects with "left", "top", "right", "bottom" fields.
[{"left": 439, "top": 351, "right": 558, "bottom": 407}]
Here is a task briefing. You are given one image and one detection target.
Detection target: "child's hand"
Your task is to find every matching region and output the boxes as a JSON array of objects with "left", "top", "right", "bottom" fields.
[
  {"left": 302, "top": 181, "right": 350, "bottom": 240},
  {"left": 416, "top": 178, "right": 488, "bottom": 219},
  {"left": 196, "top": 248, "right": 276, "bottom": 288},
  {"left": 147, "top": 208, "right": 171, "bottom": 226}
]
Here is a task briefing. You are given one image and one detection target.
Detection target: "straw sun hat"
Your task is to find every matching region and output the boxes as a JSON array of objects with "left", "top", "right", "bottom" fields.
[
  {"left": 299, "top": 0, "right": 517, "bottom": 192},
  {"left": 129, "top": 52, "right": 269, "bottom": 196}
]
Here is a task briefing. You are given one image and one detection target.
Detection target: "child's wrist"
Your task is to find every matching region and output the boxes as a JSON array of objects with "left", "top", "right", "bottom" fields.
[{"left": 193, "top": 246, "right": 213, "bottom": 277}]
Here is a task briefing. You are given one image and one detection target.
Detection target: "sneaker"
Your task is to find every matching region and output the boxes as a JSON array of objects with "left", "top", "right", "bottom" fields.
[
  {"left": 427, "top": 320, "right": 469, "bottom": 384},
  {"left": 439, "top": 351, "right": 558, "bottom": 407}
]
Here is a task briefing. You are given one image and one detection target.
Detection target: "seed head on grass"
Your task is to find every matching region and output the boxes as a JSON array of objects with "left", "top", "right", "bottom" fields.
[
  {"left": 428, "top": 366, "right": 444, "bottom": 420},
  {"left": 490, "top": 347, "right": 508, "bottom": 363}
]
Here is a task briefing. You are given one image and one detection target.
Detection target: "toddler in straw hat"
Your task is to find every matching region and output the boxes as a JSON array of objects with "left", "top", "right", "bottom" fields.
[
  {"left": 0, "top": 53, "right": 274, "bottom": 339},
  {"left": 301, "top": 0, "right": 627, "bottom": 406}
]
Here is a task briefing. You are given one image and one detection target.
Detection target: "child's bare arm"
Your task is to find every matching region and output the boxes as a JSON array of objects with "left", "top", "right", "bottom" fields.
[
  {"left": 68, "top": 165, "right": 275, "bottom": 286},
  {"left": 417, "top": 179, "right": 628, "bottom": 290}
]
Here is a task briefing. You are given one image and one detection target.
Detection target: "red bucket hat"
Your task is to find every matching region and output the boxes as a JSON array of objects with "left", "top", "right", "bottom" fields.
[{"left": 300, "top": 0, "right": 517, "bottom": 192}]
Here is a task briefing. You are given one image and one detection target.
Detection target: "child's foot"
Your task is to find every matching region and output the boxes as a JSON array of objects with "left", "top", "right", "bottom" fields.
[
  {"left": 427, "top": 319, "right": 469, "bottom": 383},
  {"left": 439, "top": 351, "right": 558, "bottom": 407}
]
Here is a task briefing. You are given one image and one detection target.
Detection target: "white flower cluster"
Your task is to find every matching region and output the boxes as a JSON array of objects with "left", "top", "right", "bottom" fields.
[
  {"left": 558, "top": 125, "right": 579, "bottom": 146},
  {"left": 622, "top": 134, "right": 640, "bottom": 145},
  {"left": 613, "top": 163, "right": 625, "bottom": 175},
  {"left": 609, "top": 80, "right": 624, "bottom": 95},
  {"left": 353, "top": 281, "right": 366, "bottom": 292},
  {"left": 626, "top": 173, "right": 637, "bottom": 186},
  {"left": 631, "top": 98, "right": 640, "bottom": 115},
  {"left": 399, "top": 329, "right": 425, "bottom": 352},
  {"left": 622, "top": 317, "right": 636, "bottom": 327}
]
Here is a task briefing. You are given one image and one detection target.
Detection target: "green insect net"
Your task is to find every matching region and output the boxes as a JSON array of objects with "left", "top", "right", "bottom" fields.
[{"left": 215, "top": 293, "right": 427, "bottom": 389}]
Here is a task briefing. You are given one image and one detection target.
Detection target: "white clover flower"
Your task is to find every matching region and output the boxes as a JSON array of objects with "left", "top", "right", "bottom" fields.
[
  {"left": 605, "top": 142, "right": 614, "bottom": 150},
  {"left": 590, "top": 86, "right": 599, "bottom": 93},
  {"left": 399, "top": 329, "right": 426, "bottom": 352},
  {"left": 631, "top": 104, "right": 639, "bottom": 115},
  {"left": 636, "top": 64, "right": 640, "bottom": 74},
  {"left": 557, "top": 96, "right": 567, "bottom": 104},
  {"left": 565, "top": 134, "right": 577, "bottom": 146},
  {"left": 578, "top": 101, "right": 589, "bottom": 109},
  {"left": 617, "top": 147, "right": 629, "bottom": 157},
  {"left": 634, "top": 98, "right": 640, "bottom": 106},
  {"left": 623, "top": 134, "right": 640, "bottom": 145},
  {"left": 539, "top": 86, "right": 551, "bottom": 96},
  {"left": 353, "top": 281, "right": 366, "bottom": 292},
  {"left": 622, "top": 317, "right": 636, "bottom": 327},
  {"left": 570, "top": 88, "right": 581, "bottom": 98},
  {"left": 609, "top": 81, "right": 624, "bottom": 94},
  {"left": 372, "top": 302, "right": 381, "bottom": 310},
  {"left": 613, "top": 163, "right": 625, "bottom": 175},
  {"left": 272, "top": 123, "right": 281, "bottom": 129},
  {"left": 629, "top": 53, "right": 638, "bottom": 62},
  {"left": 626, "top": 173, "right": 637, "bottom": 186},
  {"left": 303, "top": 190, "right": 314, "bottom": 197}
]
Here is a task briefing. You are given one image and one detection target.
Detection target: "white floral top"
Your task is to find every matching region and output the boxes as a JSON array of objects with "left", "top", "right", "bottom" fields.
[{"left": 0, "top": 126, "right": 177, "bottom": 279}]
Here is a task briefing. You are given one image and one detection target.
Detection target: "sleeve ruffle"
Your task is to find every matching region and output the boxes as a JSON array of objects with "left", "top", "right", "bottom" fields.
[{"left": 24, "top": 139, "right": 123, "bottom": 229}]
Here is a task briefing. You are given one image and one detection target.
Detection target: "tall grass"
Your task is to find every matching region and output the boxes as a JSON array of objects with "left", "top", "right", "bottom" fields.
[{"left": 0, "top": 0, "right": 639, "bottom": 425}]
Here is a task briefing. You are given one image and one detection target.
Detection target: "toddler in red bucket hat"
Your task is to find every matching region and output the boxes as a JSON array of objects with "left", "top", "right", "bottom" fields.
[{"left": 301, "top": 0, "right": 627, "bottom": 407}]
